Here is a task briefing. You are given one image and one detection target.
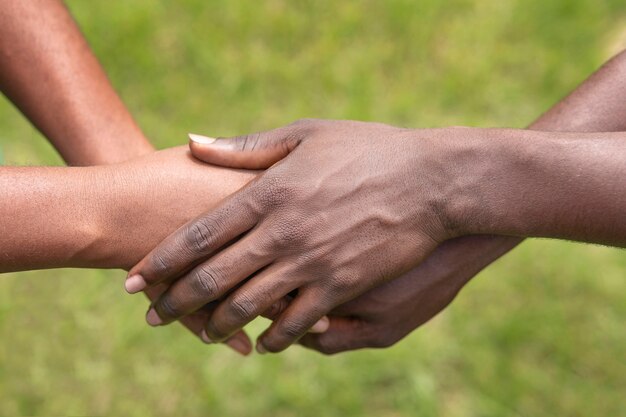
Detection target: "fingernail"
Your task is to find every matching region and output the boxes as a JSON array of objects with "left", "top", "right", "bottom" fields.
[
  {"left": 188, "top": 133, "right": 235, "bottom": 150},
  {"left": 201, "top": 329, "right": 213, "bottom": 344},
  {"left": 146, "top": 308, "right": 163, "bottom": 326},
  {"left": 309, "top": 316, "right": 330, "bottom": 333},
  {"left": 188, "top": 133, "right": 216, "bottom": 145},
  {"left": 227, "top": 338, "right": 250, "bottom": 356},
  {"left": 256, "top": 341, "right": 267, "bottom": 355},
  {"left": 125, "top": 274, "right": 146, "bottom": 294}
]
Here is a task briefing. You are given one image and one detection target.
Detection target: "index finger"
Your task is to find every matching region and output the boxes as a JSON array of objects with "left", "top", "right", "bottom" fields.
[{"left": 125, "top": 186, "right": 259, "bottom": 293}]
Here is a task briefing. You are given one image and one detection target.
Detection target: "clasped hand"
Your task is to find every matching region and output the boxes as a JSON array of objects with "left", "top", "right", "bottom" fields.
[{"left": 126, "top": 120, "right": 498, "bottom": 354}]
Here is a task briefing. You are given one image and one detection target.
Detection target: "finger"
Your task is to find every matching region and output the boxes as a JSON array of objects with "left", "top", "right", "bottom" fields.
[
  {"left": 126, "top": 188, "right": 258, "bottom": 294},
  {"left": 188, "top": 121, "right": 311, "bottom": 169},
  {"left": 261, "top": 298, "right": 330, "bottom": 334},
  {"left": 259, "top": 296, "right": 292, "bottom": 321},
  {"left": 146, "top": 233, "right": 274, "bottom": 326},
  {"left": 145, "top": 286, "right": 251, "bottom": 355},
  {"left": 203, "top": 263, "right": 302, "bottom": 341},
  {"left": 144, "top": 284, "right": 211, "bottom": 337},
  {"left": 256, "top": 289, "right": 332, "bottom": 353},
  {"left": 223, "top": 331, "right": 253, "bottom": 356},
  {"left": 181, "top": 314, "right": 251, "bottom": 356},
  {"left": 299, "top": 317, "right": 369, "bottom": 355}
]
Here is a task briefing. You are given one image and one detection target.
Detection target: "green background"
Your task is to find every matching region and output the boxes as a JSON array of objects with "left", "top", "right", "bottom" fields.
[{"left": 1, "top": 1, "right": 625, "bottom": 416}]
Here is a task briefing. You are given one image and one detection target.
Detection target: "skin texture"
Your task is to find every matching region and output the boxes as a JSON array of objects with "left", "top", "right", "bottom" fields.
[
  {"left": 0, "top": 147, "right": 255, "bottom": 271},
  {"left": 130, "top": 52, "right": 626, "bottom": 354},
  {"left": 2, "top": 0, "right": 625, "bottom": 356},
  {"left": 0, "top": 0, "right": 252, "bottom": 352},
  {"left": 0, "top": 0, "right": 259, "bottom": 353},
  {"left": 0, "top": 148, "right": 264, "bottom": 353},
  {"left": 297, "top": 50, "right": 626, "bottom": 354}
]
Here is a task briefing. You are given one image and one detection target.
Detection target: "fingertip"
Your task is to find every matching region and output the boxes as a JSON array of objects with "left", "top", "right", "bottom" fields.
[
  {"left": 188, "top": 133, "right": 217, "bottom": 145},
  {"left": 256, "top": 340, "right": 267, "bottom": 355},
  {"left": 146, "top": 308, "right": 164, "bottom": 327},
  {"left": 261, "top": 297, "right": 291, "bottom": 320},
  {"left": 125, "top": 274, "right": 147, "bottom": 294},
  {"left": 201, "top": 329, "right": 214, "bottom": 344},
  {"left": 226, "top": 337, "right": 253, "bottom": 356},
  {"left": 189, "top": 136, "right": 237, "bottom": 166},
  {"left": 309, "top": 316, "right": 330, "bottom": 333}
]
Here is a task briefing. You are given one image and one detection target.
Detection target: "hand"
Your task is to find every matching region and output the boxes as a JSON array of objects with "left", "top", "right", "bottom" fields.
[
  {"left": 128, "top": 119, "right": 471, "bottom": 353},
  {"left": 93, "top": 147, "right": 260, "bottom": 355},
  {"left": 296, "top": 235, "right": 520, "bottom": 354},
  {"left": 103, "top": 147, "right": 328, "bottom": 355}
]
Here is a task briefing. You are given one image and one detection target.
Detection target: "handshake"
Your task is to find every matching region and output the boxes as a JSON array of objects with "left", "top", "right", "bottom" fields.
[
  {"left": 1, "top": 0, "right": 624, "bottom": 358},
  {"left": 3, "top": 113, "right": 625, "bottom": 357},
  {"left": 111, "top": 116, "right": 621, "bottom": 356},
  {"left": 121, "top": 121, "right": 528, "bottom": 356}
]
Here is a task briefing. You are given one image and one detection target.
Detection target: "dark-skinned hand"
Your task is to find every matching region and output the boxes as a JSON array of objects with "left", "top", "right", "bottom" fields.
[{"left": 128, "top": 119, "right": 463, "bottom": 353}]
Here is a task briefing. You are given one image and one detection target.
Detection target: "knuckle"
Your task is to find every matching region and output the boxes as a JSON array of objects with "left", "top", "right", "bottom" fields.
[
  {"left": 236, "top": 132, "right": 263, "bottom": 152},
  {"left": 280, "top": 318, "right": 309, "bottom": 340},
  {"left": 184, "top": 219, "right": 220, "bottom": 254},
  {"left": 150, "top": 251, "right": 172, "bottom": 277},
  {"left": 266, "top": 219, "right": 304, "bottom": 250},
  {"left": 262, "top": 317, "right": 311, "bottom": 353},
  {"left": 264, "top": 298, "right": 289, "bottom": 319},
  {"left": 190, "top": 265, "right": 221, "bottom": 299},
  {"left": 204, "top": 319, "right": 229, "bottom": 341},
  {"left": 257, "top": 173, "right": 294, "bottom": 207},
  {"left": 156, "top": 296, "right": 183, "bottom": 320},
  {"left": 228, "top": 293, "right": 258, "bottom": 321},
  {"left": 325, "top": 274, "right": 353, "bottom": 294}
]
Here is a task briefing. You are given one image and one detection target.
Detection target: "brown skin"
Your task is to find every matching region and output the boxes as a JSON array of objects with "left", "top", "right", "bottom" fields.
[
  {"left": 0, "top": 0, "right": 153, "bottom": 165},
  {"left": 0, "top": 0, "right": 252, "bottom": 352},
  {"left": 3, "top": 0, "right": 625, "bottom": 356},
  {"left": 130, "top": 52, "right": 626, "bottom": 355},
  {"left": 0, "top": 0, "right": 290, "bottom": 355},
  {"left": 0, "top": 148, "right": 254, "bottom": 271},
  {"left": 298, "top": 48, "right": 626, "bottom": 354},
  {"left": 0, "top": 148, "right": 262, "bottom": 353}
]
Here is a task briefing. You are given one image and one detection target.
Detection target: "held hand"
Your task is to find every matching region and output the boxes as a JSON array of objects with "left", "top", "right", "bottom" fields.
[
  {"left": 297, "top": 236, "right": 520, "bottom": 354},
  {"left": 128, "top": 119, "right": 465, "bottom": 353},
  {"left": 143, "top": 285, "right": 258, "bottom": 356}
]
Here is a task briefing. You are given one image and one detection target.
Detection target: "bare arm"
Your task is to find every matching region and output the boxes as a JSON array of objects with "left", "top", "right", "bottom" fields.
[
  {"left": 0, "top": 147, "right": 254, "bottom": 272},
  {"left": 297, "top": 52, "right": 626, "bottom": 355},
  {"left": 0, "top": 0, "right": 153, "bottom": 165},
  {"left": 128, "top": 52, "right": 626, "bottom": 354},
  {"left": 0, "top": 0, "right": 255, "bottom": 354}
]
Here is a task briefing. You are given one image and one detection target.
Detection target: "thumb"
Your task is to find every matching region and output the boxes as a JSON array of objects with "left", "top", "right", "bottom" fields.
[{"left": 188, "top": 125, "right": 303, "bottom": 169}]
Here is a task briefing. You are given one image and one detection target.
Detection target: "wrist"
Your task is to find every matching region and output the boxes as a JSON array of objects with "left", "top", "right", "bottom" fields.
[
  {"left": 73, "top": 166, "right": 131, "bottom": 269},
  {"left": 437, "top": 128, "right": 624, "bottom": 243},
  {"left": 89, "top": 160, "right": 164, "bottom": 270},
  {"left": 438, "top": 127, "right": 529, "bottom": 237},
  {"left": 90, "top": 147, "right": 257, "bottom": 270},
  {"left": 416, "top": 126, "right": 502, "bottom": 238}
]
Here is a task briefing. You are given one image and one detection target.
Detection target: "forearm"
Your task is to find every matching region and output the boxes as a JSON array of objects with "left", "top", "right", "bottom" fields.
[
  {"left": 444, "top": 129, "right": 626, "bottom": 247},
  {"left": 0, "top": 0, "right": 153, "bottom": 165},
  {"left": 440, "top": 50, "right": 626, "bottom": 262},
  {"left": 0, "top": 165, "right": 105, "bottom": 271},
  {"left": 0, "top": 147, "right": 255, "bottom": 272}
]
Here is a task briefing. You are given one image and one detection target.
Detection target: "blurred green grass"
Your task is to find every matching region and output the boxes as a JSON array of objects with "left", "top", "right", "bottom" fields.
[{"left": 1, "top": 1, "right": 625, "bottom": 416}]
